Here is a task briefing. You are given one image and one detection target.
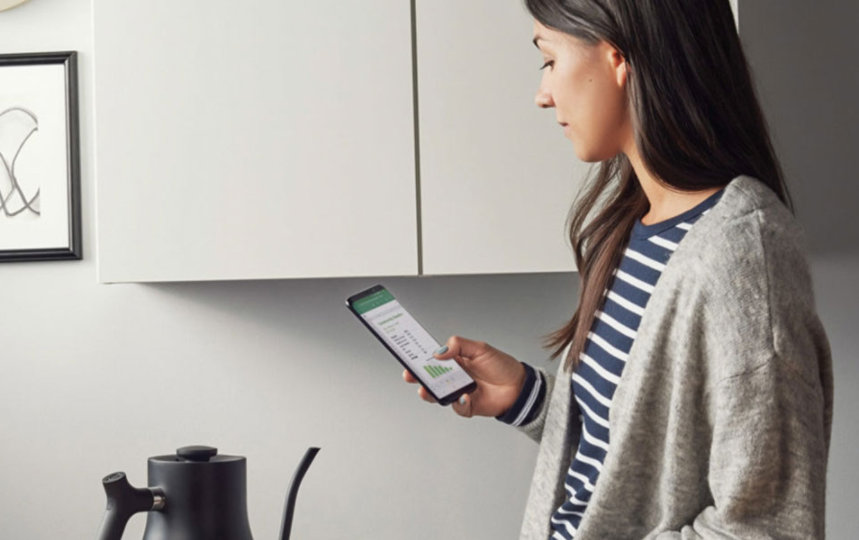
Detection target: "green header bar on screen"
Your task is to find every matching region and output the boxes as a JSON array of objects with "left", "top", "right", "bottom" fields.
[{"left": 352, "top": 288, "right": 395, "bottom": 314}]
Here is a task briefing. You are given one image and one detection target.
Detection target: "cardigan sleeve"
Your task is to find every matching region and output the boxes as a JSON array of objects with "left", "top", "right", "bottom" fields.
[
  {"left": 654, "top": 202, "right": 832, "bottom": 538},
  {"left": 654, "top": 350, "right": 830, "bottom": 539},
  {"left": 511, "top": 342, "right": 573, "bottom": 443}
]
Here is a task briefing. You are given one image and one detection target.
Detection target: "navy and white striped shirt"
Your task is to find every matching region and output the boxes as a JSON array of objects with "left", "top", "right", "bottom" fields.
[{"left": 498, "top": 188, "right": 725, "bottom": 538}]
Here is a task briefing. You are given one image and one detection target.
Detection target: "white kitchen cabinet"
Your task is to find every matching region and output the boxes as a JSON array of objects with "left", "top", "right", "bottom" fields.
[
  {"left": 94, "top": 1, "right": 583, "bottom": 283},
  {"left": 94, "top": 1, "right": 417, "bottom": 282},
  {"left": 415, "top": 0, "right": 584, "bottom": 275}
]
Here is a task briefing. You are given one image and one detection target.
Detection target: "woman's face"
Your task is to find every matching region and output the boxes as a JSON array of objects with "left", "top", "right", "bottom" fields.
[{"left": 532, "top": 20, "right": 631, "bottom": 162}]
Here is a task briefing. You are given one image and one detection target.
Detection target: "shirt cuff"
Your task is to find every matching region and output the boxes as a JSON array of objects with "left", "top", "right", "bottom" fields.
[{"left": 495, "top": 363, "right": 546, "bottom": 427}]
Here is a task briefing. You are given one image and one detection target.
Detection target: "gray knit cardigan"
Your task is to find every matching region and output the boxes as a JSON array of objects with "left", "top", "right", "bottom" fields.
[{"left": 518, "top": 175, "right": 833, "bottom": 539}]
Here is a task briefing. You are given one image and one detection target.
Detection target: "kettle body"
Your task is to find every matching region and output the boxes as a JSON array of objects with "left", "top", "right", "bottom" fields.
[
  {"left": 97, "top": 445, "right": 319, "bottom": 540},
  {"left": 143, "top": 446, "right": 252, "bottom": 540}
]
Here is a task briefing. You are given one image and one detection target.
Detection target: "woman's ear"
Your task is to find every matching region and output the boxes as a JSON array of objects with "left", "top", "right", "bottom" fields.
[
  {"left": 617, "top": 58, "right": 628, "bottom": 87},
  {"left": 609, "top": 47, "right": 628, "bottom": 88}
]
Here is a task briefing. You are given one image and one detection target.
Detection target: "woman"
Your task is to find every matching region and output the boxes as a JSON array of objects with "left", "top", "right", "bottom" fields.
[{"left": 403, "top": 0, "right": 833, "bottom": 538}]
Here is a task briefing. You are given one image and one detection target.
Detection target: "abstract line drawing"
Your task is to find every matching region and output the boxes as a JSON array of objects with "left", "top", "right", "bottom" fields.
[{"left": 0, "top": 106, "right": 40, "bottom": 218}]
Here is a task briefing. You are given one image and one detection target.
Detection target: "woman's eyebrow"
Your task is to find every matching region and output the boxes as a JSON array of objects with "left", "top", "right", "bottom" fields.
[{"left": 532, "top": 35, "right": 544, "bottom": 48}]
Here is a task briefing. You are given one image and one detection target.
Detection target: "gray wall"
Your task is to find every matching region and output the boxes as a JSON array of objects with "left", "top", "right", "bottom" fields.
[
  {"left": 740, "top": 1, "right": 859, "bottom": 257},
  {"left": 0, "top": 0, "right": 856, "bottom": 538}
]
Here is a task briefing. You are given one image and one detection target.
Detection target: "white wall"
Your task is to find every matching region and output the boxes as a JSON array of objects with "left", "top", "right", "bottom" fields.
[
  {"left": 1, "top": 0, "right": 856, "bottom": 539},
  {"left": 0, "top": 1, "right": 564, "bottom": 538}
]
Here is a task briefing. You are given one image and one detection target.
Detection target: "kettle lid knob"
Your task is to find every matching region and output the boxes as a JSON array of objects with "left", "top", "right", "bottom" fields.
[{"left": 176, "top": 445, "right": 218, "bottom": 462}]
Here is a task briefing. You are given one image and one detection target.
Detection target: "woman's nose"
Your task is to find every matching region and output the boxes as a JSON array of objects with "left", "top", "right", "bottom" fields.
[{"left": 535, "top": 88, "right": 554, "bottom": 108}]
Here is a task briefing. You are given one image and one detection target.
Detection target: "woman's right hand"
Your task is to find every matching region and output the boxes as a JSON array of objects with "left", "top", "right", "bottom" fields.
[{"left": 402, "top": 336, "right": 526, "bottom": 418}]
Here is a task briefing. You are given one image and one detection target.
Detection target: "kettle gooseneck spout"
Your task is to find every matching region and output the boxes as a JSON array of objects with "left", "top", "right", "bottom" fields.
[
  {"left": 98, "top": 473, "right": 165, "bottom": 540},
  {"left": 279, "top": 447, "right": 320, "bottom": 540}
]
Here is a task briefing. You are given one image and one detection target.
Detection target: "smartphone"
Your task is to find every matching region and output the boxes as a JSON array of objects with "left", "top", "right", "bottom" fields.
[{"left": 346, "top": 284, "right": 477, "bottom": 405}]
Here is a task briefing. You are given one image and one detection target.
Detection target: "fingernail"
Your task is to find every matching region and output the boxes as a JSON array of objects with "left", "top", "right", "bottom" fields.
[
  {"left": 458, "top": 395, "right": 467, "bottom": 406},
  {"left": 434, "top": 345, "right": 448, "bottom": 355}
]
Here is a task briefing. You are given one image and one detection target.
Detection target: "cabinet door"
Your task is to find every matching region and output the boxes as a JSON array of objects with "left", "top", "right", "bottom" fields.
[
  {"left": 94, "top": 0, "right": 417, "bottom": 282},
  {"left": 416, "top": 0, "right": 586, "bottom": 275}
]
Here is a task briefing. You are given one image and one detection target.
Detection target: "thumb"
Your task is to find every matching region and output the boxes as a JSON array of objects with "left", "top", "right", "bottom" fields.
[{"left": 451, "top": 392, "right": 473, "bottom": 418}]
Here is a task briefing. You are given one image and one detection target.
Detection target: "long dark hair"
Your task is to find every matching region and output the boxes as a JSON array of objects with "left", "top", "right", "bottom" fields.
[{"left": 527, "top": 0, "right": 793, "bottom": 371}]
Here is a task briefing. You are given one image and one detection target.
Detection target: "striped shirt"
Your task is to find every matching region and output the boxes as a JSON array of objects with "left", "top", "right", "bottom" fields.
[{"left": 498, "top": 188, "right": 725, "bottom": 538}]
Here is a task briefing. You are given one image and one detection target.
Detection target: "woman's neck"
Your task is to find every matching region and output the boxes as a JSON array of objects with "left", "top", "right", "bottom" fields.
[{"left": 624, "top": 143, "right": 723, "bottom": 225}]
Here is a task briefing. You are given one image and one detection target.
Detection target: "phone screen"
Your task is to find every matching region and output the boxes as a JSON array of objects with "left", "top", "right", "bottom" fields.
[{"left": 348, "top": 286, "right": 475, "bottom": 403}]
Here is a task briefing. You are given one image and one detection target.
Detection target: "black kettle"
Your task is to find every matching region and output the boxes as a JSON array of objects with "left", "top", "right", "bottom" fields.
[{"left": 97, "top": 445, "right": 319, "bottom": 540}]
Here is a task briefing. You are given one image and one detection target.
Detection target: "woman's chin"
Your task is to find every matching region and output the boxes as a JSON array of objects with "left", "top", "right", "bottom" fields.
[
  {"left": 572, "top": 145, "right": 599, "bottom": 163},
  {"left": 572, "top": 142, "right": 617, "bottom": 163}
]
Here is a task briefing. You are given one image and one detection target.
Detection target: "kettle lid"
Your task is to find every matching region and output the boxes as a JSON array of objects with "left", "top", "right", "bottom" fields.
[
  {"left": 149, "top": 445, "right": 244, "bottom": 464},
  {"left": 177, "top": 445, "right": 219, "bottom": 462}
]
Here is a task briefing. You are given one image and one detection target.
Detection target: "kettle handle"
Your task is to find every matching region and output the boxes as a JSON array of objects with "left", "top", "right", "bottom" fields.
[
  {"left": 279, "top": 447, "right": 320, "bottom": 540},
  {"left": 97, "top": 472, "right": 165, "bottom": 540}
]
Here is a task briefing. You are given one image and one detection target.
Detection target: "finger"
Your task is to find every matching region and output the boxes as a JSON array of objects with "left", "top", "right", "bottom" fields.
[
  {"left": 450, "top": 393, "right": 473, "bottom": 418},
  {"left": 402, "top": 369, "right": 419, "bottom": 384},
  {"left": 434, "top": 336, "right": 491, "bottom": 364},
  {"left": 418, "top": 385, "right": 437, "bottom": 403}
]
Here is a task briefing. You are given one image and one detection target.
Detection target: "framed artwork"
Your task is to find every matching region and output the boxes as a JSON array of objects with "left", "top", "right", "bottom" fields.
[{"left": 0, "top": 51, "right": 81, "bottom": 262}]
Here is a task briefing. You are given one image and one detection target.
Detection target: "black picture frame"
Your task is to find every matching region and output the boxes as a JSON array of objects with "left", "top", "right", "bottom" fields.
[{"left": 0, "top": 51, "right": 81, "bottom": 262}]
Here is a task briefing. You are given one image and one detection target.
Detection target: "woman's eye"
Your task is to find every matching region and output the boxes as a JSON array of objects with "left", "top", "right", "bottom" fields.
[{"left": 539, "top": 60, "right": 554, "bottom": 70}]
